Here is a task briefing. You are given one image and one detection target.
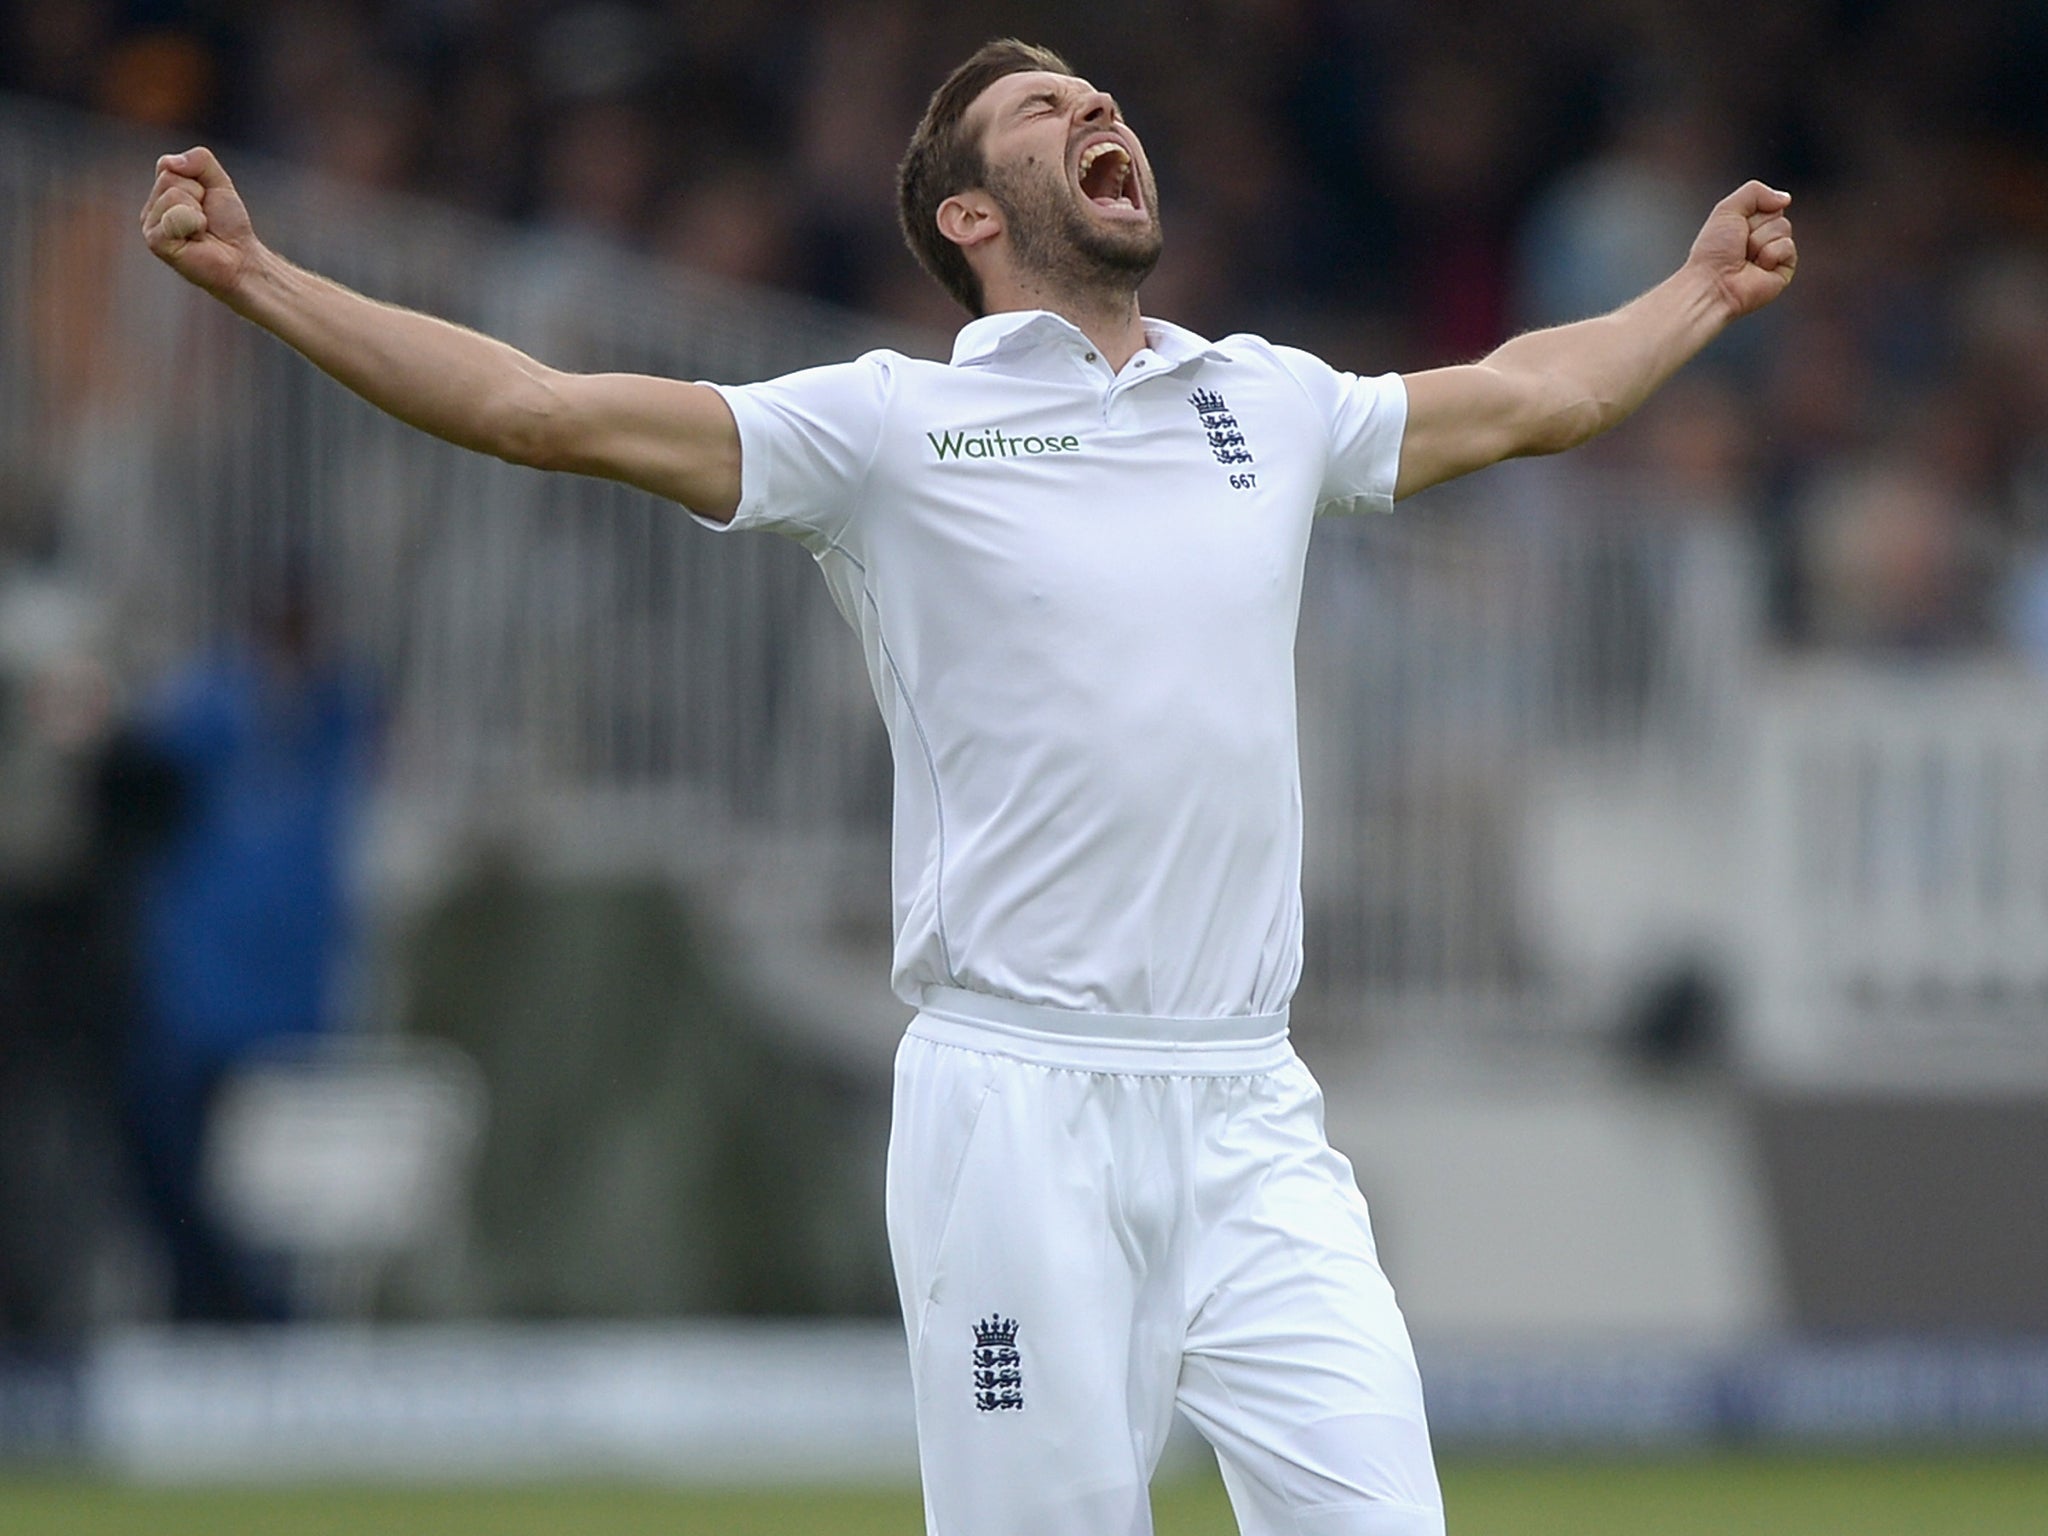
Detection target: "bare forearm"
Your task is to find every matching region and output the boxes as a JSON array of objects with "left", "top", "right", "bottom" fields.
[
  {"left": 140, "top": 146, "right": 741, "bottom": 507},
  {"left": 1395, "top": 182, "right": 1793, "bottom": 499},
  {"left": 1484, "top": 263, "right": 1731, "bottom": 454},
  {"left": 225, "top": 244, "right": 563, "bottom": 465}
]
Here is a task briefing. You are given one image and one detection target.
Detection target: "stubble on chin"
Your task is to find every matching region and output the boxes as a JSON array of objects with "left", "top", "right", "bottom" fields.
[{"left": 986, "top": 157, "right": 1163, "bottom": 298}]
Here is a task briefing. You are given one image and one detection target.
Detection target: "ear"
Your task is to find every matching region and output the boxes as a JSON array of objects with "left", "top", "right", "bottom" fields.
[{"left": 936, "top": 190, "right": 1003, "bottom": 253}]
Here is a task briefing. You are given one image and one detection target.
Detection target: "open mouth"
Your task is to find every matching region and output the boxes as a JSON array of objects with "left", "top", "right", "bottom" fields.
[{"left": 1077, "top": 139, "right": 1139, "bottom": 212}]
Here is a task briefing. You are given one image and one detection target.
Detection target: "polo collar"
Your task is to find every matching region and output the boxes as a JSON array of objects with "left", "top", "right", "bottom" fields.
[{"left": 949, "top": 309, "right": 1230, "bottom": 369}]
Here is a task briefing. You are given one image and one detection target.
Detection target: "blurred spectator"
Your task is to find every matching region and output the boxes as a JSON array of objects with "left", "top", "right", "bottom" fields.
[
  {"left": 787, "top": 1, "right": 921, "bottom": 310},
  {"left": 294, "top": 61, "right": 425, "bottom": 193},
  {"left": 0, "top": 5, "right": 2039, "bottom": 672},
  {"left": 1383, "top": 52, "right": 1526, "bottom": 362},
  {"left": 536, "top": 97, "right": 663, "bottom": 247},
  {"left": 1956, "top": 249, "right": 2048, "bottom": 671},
  {"left": 533, "top": 0, "right": 669, "bottom": 105},
  {"left": 419, "top": 40, "right": 531, "bottom": 220},
  {"left": 0, "top": 467, "right": 125, "bottom": 1339},
  {"left": 654, "top": 162, "right": 799, "bottom": 291},
  {"left": 1799, "top": 452, "right": 1999, "bottom": 656},
  {"left": 121, "top": 582, "right": 376, "bottom": 1322},
  {"left": 1, "top": 0, "right": 2026, "bottom": 434},
  {"left": 1138, "top": 200, "right": 1238, "bottom": 347},
  {"left": 1515, "top": 76, "right": 1725, "bottom": 331},
  {"left": 92, "top": 26, "right": 216, "bottom": 134},
  {"left": 1595, "top": 375, "right": 1767, "bottom": 754},
  {"left": 3, "top": 0, "right": 2046, "bottom": 1346},
  {"left": 1148, "top": 78, "right": 1308, "bottom": 342},
  {"left": 3, "top": 0, "right": 115, "bottom": 110},
  {"left": 246, "top": 1, "right": 379, "bottom": 154}
]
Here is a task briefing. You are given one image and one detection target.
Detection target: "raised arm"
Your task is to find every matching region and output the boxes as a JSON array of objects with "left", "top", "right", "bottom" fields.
[
  {"left": 140, "top": 147, "right": 741, "bottom": 522},
  {"left": 1393, "top": 180, "right": 1797, "bottom": 501}
]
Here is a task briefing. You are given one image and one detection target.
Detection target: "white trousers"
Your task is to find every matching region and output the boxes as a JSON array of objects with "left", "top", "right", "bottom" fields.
[{"left": 887, "top": 988, "right": 1444, "bottom": 1536}]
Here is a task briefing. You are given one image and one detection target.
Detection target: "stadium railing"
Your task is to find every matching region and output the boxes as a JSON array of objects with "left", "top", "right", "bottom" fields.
[
  {"left": 8, "top": 99, "right": 2045, "bottom": 1076},
  {"left": 1742, "top": 662, "right": 2048, "bottom": 1086}
]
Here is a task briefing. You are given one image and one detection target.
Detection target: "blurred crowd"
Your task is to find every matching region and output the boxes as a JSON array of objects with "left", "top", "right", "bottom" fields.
[
  {"left": 3, "top": 0, "right": 2048, "bottom": 1338},
  {"left": 6, "top": 0, "right": 2048, "bottom": 656},
  {"left": 0, "top": 519, "right": 375, "bottom": 1334}
]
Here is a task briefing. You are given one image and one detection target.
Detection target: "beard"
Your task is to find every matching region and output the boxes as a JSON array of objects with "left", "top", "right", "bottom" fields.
[{"left": 984, "top": 154, "right": 1162, "bottom": 299}]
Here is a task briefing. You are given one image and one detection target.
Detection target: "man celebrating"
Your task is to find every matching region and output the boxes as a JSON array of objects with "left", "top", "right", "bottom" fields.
[{"left": 143, "top": 37, "right": 1794, "bottom": 1536}]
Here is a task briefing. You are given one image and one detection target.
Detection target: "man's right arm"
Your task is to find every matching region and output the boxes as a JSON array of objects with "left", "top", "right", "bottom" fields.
[{"left": 141, "top": 147, "right": 741, "bottom": 522}]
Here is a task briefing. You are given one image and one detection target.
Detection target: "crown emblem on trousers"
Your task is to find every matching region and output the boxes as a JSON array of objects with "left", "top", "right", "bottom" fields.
[{"left": 972, "top": 1313, "right": 1023, "bottom": 1412}]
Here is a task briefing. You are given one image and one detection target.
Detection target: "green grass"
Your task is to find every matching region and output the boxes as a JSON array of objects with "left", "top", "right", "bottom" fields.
[
  {"left": 1442, "top": 1454, "right": 2048, "bottom": 1535},
  {"left": 4, "top": 1454, "right": 2047, "bottom": 1534}
]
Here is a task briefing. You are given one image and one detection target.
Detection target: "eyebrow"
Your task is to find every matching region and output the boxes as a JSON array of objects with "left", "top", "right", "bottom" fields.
[{"left": 1012, "top": 84, "right": 1116, "bottom": 118}]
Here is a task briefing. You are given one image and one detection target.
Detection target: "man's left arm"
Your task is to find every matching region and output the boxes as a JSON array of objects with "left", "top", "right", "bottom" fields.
[{"left": 1394, "top": 181, "right": 1797, "bottom": 501}]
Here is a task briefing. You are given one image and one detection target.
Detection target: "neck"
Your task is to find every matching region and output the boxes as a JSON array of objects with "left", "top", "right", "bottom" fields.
[{"left": 982, "top": 272, "right": 1147, "bottom": 371}]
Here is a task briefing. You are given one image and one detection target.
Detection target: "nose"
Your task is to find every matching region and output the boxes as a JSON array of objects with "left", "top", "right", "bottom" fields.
[{"left": 1076, "top": 90, "right": 1117, "bottom": 125}]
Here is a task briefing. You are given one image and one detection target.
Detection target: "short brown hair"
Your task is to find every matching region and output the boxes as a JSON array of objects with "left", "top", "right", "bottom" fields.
[{"left": 897, "top": 38, "right": 1074, "bottom": 316}]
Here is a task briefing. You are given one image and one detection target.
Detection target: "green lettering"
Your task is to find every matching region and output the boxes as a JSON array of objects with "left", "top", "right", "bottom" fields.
[{"left": 928, "top": 428, "right": 1084, "bottom": 459}]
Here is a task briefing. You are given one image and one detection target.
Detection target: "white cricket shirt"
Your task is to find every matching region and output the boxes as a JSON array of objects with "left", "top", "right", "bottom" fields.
[{"left": 704, "top": 311, "right": 1406, "bottom": 1020}]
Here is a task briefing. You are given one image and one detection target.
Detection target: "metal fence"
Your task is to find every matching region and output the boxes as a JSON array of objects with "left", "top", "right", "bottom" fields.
[
  {"left": 3, "top": 102, "right": 904, "bottom": 822},
  {"left": 1742, "top": 664, "right": 2048, "bottom": 1085},
  {"left": 4, "top": 99, "right": 1772, "bottom": 1047}
]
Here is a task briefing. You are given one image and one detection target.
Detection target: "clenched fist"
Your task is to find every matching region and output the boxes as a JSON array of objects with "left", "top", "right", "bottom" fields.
[
  {"left": 141, "top": 146, "right": 260, "bottom": 299},
  {"left": 1687, "top": 181, "right": 1798, "bottom": 321}
]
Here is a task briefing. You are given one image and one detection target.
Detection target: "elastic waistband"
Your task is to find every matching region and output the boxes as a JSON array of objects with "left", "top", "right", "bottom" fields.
[{"left": 909, "top": 985, "right": 1293, "bottom": 1075}]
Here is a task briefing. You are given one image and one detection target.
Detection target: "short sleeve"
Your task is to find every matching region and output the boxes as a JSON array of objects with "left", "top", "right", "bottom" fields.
[
  {"left": 1270, "top": 346, "right": 1409, "bottom": 515},
  {"left": 696, "top": 351, "right": 896, "bottom": 547}
]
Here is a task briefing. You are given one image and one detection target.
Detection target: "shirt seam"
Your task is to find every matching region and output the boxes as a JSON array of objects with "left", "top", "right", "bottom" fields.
[
  {"left": 832, "top": 542, "right": 956, "bottom": 984},
  {"left": 877, "top": 621, "right": 956, "bottom": 984},
  {"left": 831, "top": 353, "right": 894, "bottom": 540},
  {"left": 811, "top": 363, "right": 949, "bottom": 983},
  {"left": 1267, "top": 342, "right": 1343, "bottom": 515}
]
